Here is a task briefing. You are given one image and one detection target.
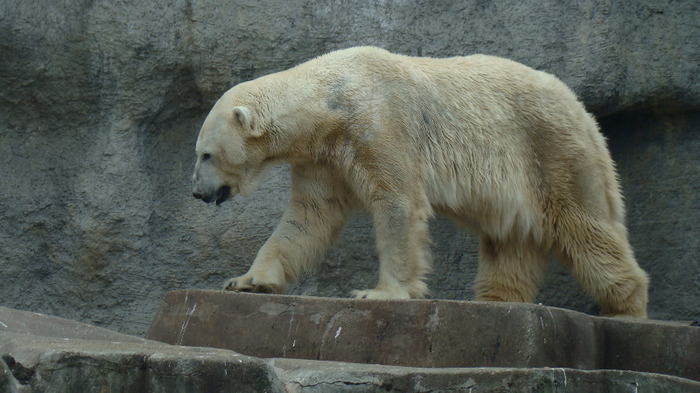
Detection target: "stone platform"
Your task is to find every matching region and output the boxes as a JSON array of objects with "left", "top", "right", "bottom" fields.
[
  {"left": 2, "top": 292, "right": 699, "bottom": 392},
  {"left": 146, "top": 290, "right": 699, "bottom": 381}
]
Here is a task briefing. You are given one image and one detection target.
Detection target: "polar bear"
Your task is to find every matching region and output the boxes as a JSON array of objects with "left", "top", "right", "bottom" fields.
[{"left": 192, "top": 47, "right": 648, "bottom": 318}]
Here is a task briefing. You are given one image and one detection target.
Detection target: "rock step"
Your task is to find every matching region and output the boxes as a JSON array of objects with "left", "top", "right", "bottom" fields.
[
  {"left": 146, "top": 290, "right": 699, "bottom": 383},
  {"left": 2, "top": 303, "right": 699, "bottom": 392}
]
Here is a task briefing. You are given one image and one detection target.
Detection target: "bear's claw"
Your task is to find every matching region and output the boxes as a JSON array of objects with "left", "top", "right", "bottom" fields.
[{"left": 224, "top": 276, "right": 279, "bottom": 294}]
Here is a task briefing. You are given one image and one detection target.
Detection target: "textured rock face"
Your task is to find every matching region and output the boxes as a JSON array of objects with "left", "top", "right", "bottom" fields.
[
  {"left": 0, "top": 0, "right": 698, "bottom": 335},
  {"left": 146, "top": 290, "right": 700, "bottom": 382},
  {"left": 3, "top": 305, "right": 699, "bottom": 393},
  {"left": 0, "top": 307, "right": 285, "bottom": 393}
]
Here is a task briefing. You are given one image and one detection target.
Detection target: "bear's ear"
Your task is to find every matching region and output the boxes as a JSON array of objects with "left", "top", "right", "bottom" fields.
[{"left": 233, "top": 106, "right": 262, "bottom": 138}]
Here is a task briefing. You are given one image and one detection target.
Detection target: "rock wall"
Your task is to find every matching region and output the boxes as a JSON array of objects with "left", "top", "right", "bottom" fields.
[{"left": 1, "top": 0, "right": 698, "bottom": 335}]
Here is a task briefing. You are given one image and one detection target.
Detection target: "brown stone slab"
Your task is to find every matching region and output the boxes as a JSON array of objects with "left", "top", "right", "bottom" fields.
[
  {"left": 2, "top": 306, "right": 698, "bottom": 392},
  {"left": 145, "top": 290, "right": 700, "bottom": 381}
]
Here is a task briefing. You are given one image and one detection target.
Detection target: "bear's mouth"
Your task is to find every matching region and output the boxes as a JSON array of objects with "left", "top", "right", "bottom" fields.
[
  {"left": 193, "top": 186, "right": 232, "bottom": 205},
  {"left": 215, "top": 186, "right": 231, "bottom": 205}
]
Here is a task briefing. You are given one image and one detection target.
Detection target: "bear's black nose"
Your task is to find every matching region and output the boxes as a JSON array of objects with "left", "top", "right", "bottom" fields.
[{"left": 193, "top": 192, "right": 203, "bottom": 200}]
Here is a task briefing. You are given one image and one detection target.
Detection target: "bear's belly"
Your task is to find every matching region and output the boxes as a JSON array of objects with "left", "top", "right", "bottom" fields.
[{"left": 429, "top": 179, "right": 543, "bottom": 243}]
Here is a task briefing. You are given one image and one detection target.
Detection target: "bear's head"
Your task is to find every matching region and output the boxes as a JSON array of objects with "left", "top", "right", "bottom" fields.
[{"left": 191, "top": 86, "right": 272, "bottom": 205}]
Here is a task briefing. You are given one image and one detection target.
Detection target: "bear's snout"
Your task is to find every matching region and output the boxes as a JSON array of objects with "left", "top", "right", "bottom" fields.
[{"left": 192, "top": 186, "right": 231, "bottom": 205}]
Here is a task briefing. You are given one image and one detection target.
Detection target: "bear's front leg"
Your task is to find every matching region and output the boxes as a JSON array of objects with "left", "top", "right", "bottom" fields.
[
  {"left": 352, "top": 195, "right": 433, "bottom": 300},
  {"left": 224, "top": 165, "right": 355, "bottom": 294},
  {"left": 224, "top": 253, "right": 288, "bottom": 293}
]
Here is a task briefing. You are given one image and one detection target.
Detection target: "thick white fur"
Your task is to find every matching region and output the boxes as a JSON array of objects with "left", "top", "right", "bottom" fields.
[{"left": 193, "top": 47, "right": 648, "bottom": 317}]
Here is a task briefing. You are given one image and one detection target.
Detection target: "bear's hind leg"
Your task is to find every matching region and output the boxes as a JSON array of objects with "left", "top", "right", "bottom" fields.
[
  {"left": 474, "top": 236, "right": 549, "bottom": 303},
  {"left": 555, "top": 216, "right": 648, "bottom": 318}
]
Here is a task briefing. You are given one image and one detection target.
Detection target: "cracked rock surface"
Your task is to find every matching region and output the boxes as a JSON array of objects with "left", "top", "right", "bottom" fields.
[
  {"left": 0, "top": 306, "right": 283, "bottom": 393},
  {"left": 2, "top": 301, "right": 700, "bottom": 392}
]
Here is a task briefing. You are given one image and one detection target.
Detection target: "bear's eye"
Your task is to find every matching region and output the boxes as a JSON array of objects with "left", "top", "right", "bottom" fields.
[{"left": 202, "top": 153, "right": 212, "bottom": 161}]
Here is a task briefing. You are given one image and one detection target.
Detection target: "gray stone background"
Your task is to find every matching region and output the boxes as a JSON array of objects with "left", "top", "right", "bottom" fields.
[{"left": 0, "top": 0, "right": 698, "bottom": 336}]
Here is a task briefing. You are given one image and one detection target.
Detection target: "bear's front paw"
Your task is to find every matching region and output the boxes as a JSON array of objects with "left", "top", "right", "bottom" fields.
[
  {"left": 224, "top": 274, "right": 284, "bottom": 294},
  {"left": 351, "top": 289, "right": 411, "bottom": 300}
]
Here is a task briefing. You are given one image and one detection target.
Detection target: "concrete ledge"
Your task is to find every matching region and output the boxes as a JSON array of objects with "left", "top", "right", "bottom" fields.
[
  {"left": 146, "top": 290, "right": 699, "bottom": 381},
  {"left": 2, "top": 305, "right": 699, "bottom": 392},
  {"left": 270, "top": 359, "right": 699, "bottom": 393},
  {"left": 0, "top": 306, "right": 282, "bottom": 393}
]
